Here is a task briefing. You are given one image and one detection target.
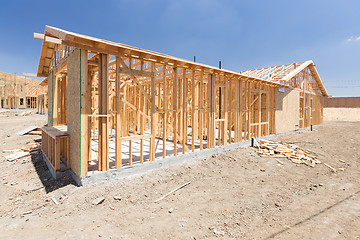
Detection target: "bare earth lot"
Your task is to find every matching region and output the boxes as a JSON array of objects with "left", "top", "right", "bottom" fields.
[{"left": 0, "top": 109, "right": 359, "bottom": 240}]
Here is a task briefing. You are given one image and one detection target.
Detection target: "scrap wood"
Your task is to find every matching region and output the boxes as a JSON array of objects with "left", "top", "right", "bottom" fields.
[
  {"left": 50, "top": 197, "right": 59, "bottom": 205},
  {"left": 323, "top": 162, "right": 337, "bottom": 172},
  {"left": 253, "top": 138, "right": 261, "bottom": 149},
  {"left": 6, "top": 151, "right": 30, "bottom": 161},
  {"left": 26, "top": 186, "right": 45, "bottom": 193},
  {"left": 21, "top": 143, "right": 40, "bottom": 152},
  {"left": 3, "top": 149, "right": 22, "bottom": 153},
  {"left": 27, "top": 130, "right": 42, "bottom": 135},
  {"left": 20, "top": 111, "right": 32, "bottom": 116},
  {"left": 260, "top": 155, "right": 287, "bottom": 158},
  {"left": 275, "top": 159, "right": 284, "bottom": 165},
  {"left": 154, "top": 181, "right": 191, "bottom": 203},
  {"left": 254, "top": 139, "right": 321, "bottom": 168}
]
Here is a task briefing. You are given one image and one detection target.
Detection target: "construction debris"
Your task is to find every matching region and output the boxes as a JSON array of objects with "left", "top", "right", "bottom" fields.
[
  {"left": 154, "top": 181, "right": 191, "bottom": 203},
  {"left": 4, "top": 143, "right": 41, "bottom": 161},
  {"left": 253, "top": 139, "right": 340, "bottom": 173},
  {"left": 16, "top": 126, "right": 39, "bottom": 136},
  {"left": 92, "top": 197, "right": 105, "bottom": 205},
  {"left": 6, "top": 152, "right": 30, "bottom": 162},
  {"left": 275, "top": 159, "right": 284, "bottom": 165},
  {"left": 21, "top": 142, "right": 40, "bottom": 152},
  {"left": 254, "top": 139, "right": 322, "bottom": 167},
  {"left": 323, "top": 162, "right": 337, "bottom": 172},
  {"left": 20, "top": 111, "right": 32, "bottom": 116},
  {"left": 51, "top": 197, "right": 59, "bottom": 205}
]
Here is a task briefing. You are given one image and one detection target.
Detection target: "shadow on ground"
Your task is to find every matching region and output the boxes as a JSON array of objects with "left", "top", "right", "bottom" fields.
[{"left": 30, "top": 149, "right": 77, "bottom": 193}]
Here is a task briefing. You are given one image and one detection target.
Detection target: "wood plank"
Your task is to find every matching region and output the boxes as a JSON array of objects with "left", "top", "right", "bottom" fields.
[{"left": 119, "top": 134, "right": 151, "bottom": 141}]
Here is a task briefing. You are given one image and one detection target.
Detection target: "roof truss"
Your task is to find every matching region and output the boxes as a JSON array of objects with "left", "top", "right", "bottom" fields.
[{"left": 240, "top": 61, "right": 328, "bottom": 96}]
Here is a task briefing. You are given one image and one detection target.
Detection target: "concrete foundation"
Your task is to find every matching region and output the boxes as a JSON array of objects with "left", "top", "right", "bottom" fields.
[{"left": 41, "top": 125, "right": 321, "bottom": 186}]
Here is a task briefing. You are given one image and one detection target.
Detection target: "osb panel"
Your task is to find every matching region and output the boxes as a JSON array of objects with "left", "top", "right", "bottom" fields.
[
  {"left": 275, "top": 88, "right": 300, "bottom": 134},
  {"left": 67, "top": 50, "right": 80, "bottom": 175}
]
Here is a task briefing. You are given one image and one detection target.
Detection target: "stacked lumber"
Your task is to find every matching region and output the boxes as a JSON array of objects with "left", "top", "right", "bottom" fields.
[{"left": 254, "top": 139, "right": 321, "bottom": 167}]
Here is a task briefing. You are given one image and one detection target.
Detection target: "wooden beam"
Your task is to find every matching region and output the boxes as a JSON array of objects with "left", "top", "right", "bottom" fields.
[
  {"left": 98, "top": 53, "right": 109, "bottom": 171},
  {"left": 22, "top": 73, "right": 37, "bottom": 77},
  {"left": 119, "top": 67, "right": 155, "bottom": 78}
]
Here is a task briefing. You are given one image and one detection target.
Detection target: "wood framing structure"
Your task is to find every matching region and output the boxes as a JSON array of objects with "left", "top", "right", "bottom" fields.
[
  {"left": 241, "top": 61, "right": 328, "bottom": 132},
  {"left": 0, "top": 72, "right": 46, "bottom": 109},
  {"left": 37, "top": 93, "right": 48, "bottom": 114},
  {"left": 36, "top": 26, "right": 327, "bottom": 179}
]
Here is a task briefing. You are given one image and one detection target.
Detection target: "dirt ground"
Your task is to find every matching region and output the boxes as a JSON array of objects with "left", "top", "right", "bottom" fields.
[{"left": 0, "top": 109, "right": 359, "bottom": 240}]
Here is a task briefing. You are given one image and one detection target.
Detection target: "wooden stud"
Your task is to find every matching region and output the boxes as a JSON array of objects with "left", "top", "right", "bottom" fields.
[
  {"left": 182, "top": 68, "right": 187, "bottom": 154},
  {"left": 150, "top": 63, "right": 156, "bottom": 161},
  {"left": 115, "top": 57, "right": 122, "bottom": 168},
  {"left": 173, "top": 67, "right": 178, "bottom": 156},
  {"left": 98, "top": 53, "right": 109, "bottom": 171},
  {"left": 162, "top": 65, "right": 167, "bottom": 158}
]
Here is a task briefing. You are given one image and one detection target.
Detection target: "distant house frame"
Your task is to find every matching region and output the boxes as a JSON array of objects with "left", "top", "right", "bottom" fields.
[
  {"left": 0, "top": 72, "right": 46, "bottom": 109},
  {"left": 36, "top": 26, "right": 328, "bottom": 179}
]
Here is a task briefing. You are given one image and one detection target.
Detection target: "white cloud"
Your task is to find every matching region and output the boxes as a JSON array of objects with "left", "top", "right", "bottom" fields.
[{"left": 346, "top": 36, "right": 360, "bottom": 43}]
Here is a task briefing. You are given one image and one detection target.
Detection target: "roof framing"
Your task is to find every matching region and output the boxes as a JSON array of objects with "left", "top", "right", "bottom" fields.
[
  {"left": 240, "top": 61, "right": 328, "bottom": 96},
  {"left": 36, "top": 26, "right": 286, "bottom": 88}
]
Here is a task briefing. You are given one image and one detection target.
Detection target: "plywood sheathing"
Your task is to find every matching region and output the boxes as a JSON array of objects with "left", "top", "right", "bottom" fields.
[{"left": 67, "top": 48, "right": 88, "bottom": 177}]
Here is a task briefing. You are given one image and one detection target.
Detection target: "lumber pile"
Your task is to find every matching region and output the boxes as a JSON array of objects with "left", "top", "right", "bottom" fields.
[
  {"left": 4, "top": 143, "right": 41, "bottom": 161},
  {"left": 21, "top": 143, "right": 41, "bottom": 153},
  {"left": 254, "top": 139, "right": 321, "bottom": 167}
]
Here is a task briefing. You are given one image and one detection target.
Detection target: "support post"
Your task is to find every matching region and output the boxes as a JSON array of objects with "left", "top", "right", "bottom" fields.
[
  {"left": 150, "top": 63, "right": 156, "bottom": 161},
  {"left": 98, "top": 53, "right": 109, "bottom": 171},
  {"left": 115, "top": 57, "right": 122, "bottom": 168}
]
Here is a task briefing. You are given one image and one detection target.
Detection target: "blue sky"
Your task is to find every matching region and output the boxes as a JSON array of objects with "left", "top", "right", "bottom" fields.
[{"left": 0, "top": 0, "right": 359, "bottom": 96}]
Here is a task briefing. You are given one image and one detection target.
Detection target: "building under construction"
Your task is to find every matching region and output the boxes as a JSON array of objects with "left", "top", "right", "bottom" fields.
[
  {"left": 0, "top": 72, "right": 46, "bottom": 109},
  {"left": 35, "top": 26, "right": 328, "bottom": 182}
]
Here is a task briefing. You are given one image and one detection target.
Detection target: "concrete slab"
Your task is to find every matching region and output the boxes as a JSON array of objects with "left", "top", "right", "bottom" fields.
[{"left": 66, "top": 124, "right": 322, "bottom": 186}]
